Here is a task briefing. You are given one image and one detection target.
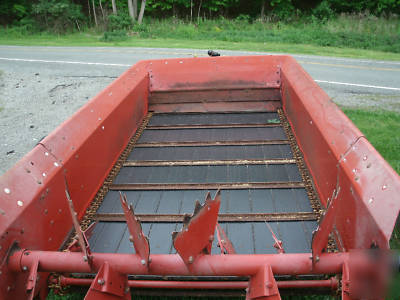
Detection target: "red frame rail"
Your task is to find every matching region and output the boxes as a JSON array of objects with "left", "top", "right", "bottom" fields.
[{"left": 1, "top": 55, "right": 399, "bottom": 299}]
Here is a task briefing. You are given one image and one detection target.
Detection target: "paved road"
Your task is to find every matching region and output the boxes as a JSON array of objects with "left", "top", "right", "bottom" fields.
[{"left": 0, "top": 46, "right": 399, "bottom": 174}]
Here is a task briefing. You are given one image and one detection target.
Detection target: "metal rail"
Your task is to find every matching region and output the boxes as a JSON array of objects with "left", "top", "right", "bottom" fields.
[
  {"left": 147, "top": 124, "right": 282, "bottom": 129},
  {"left": 123, "top": 159, "right": 296, "bottom": 167},
  {"left": 109, "top": 182, "right": 305, "bottom": 191},
  {"left": 95, "top": 212, "right": 318, "bottom": 223},
  {"left": 135, "top": 140, "right": 290, "bottom": 147}
]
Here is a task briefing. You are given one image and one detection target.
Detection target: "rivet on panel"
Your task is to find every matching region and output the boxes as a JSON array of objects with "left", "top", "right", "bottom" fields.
[
  {"left": 54, "top": 162, "right": 59, "bottom": 167},
  {"left": 382, "top": 184, "right": 387, "bottom": 190},
  {"left": 4, "top": 188, "right": 10, "bottom": 194},
  {"left": 44, "top": 209, "right": 48, "bottom": 215},
  {"left": 309, "top": 120, "right": 312, "bottom": 125},
  {"left": 45, "top": 152, "right": 49, "bottom": 156},
  {"left": 50, "top": 220, "right": 54, "bottom": 225},
  {"left": 368, "top": 197, "right": 374, "bottom": 204},
  {"left": 140, "top": 259, "right": 146, "bottom": 265},
  {"left": 363, "top": 155, "right": 368, "bottom": 161},
  {"left": 17, "top": 201, "right": 23, "bottom": 207},
  {"left": 90, "top": 109, "right": 94, "bottom": 113},
  {"left": 42, "top": 173, "right": 46, "bottom": 177},
  {"left": 58, "top": 209, "right": 62, "bottom": 213},
  {"left": 101, "top": 126, "right": 105, "bottom": 130},
  {"left": 98, "top": 117, "right": 102, "bottom": 121}
]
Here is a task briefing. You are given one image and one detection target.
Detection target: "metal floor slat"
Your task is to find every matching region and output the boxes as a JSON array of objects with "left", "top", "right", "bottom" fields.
[
  {"left": 97, "top": 189, "right": 312, "bottom": 215},
  {"left": 149, "top": 112, "right": 280, "bottom": 126},
  {"left": 113, "top": 165, "right": 302, "bottom": 184},
  {"left": 128, "top": 145, "right": 293, "bottom": 161},
  {"left": 138, "top": 127, "right": 287, "bottom": 143},
  {"left": 89, "top": 112, "right": 318, "bottom": 255}
]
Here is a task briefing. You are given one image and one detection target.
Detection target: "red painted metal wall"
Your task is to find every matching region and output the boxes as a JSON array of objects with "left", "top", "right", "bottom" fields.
[
  {"left": 281, "top": 56, "right": 400, "bottom": 251},
  {"left": 0, "top": 64, "right": 148, "bottom": 299}
]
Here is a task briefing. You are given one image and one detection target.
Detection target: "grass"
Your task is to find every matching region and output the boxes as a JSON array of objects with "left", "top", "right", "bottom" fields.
[{"left": 0, "top": 15, "right": 399, "bottom": 61}]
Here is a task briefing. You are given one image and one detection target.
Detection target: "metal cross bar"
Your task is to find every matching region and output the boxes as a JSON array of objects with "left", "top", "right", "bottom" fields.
[
  {"left": 109, "top": 182, "right": 305, "bottom": 191},
  {"left": 95, "top": 212, "right": 318, "bottom": 223},
  {"left": 123, "top": 159, "right": 296, "bottom": 167}
]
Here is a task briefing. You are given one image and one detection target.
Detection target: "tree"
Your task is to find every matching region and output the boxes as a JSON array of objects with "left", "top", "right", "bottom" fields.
[
  {"left": 138, "top": 0, "right": 146, "bottom": 24},
  {"left": 133, "top": 0, "right": 138, "bottom": 19},
  {"left": 128, "top": 0, "right": 134, "bottom": 20},
  {"left": 111, "top": 0, "right": 117, "bottom": 14}
]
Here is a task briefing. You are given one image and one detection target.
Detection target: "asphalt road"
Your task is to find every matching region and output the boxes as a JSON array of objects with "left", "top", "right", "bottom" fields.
[{"left": 0, "top": 45, "right": 399, "bottom": 175}]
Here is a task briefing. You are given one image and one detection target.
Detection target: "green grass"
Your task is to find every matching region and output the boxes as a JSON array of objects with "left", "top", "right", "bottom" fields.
[{"left": 1, "top": 15, "right": 399, "bottom": 61}]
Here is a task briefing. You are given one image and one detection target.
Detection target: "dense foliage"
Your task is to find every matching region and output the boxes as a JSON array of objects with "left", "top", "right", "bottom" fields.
[{"left": 1, "top": 0, "right": 399, "bottom": 30}]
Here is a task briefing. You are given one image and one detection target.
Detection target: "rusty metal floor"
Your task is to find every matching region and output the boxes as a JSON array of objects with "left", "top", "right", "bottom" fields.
[{"left": 88, "top": 112, "right": 318, "bottom": 255}]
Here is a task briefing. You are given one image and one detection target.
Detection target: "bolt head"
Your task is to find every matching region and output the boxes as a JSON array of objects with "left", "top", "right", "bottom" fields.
[
  {"left": 140, "top": 259, "right": 146, "bottom": 265},
  {"left": 22, "top": 266, "right": 28, "bottom": 271},
  {"left": 97, "top": 279, "right": 105, "bottom": 285}
]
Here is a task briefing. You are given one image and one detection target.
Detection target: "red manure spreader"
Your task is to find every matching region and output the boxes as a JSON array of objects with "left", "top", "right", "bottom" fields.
[{"left": 1, "top": 55, "right": 399, "bottom": 299}]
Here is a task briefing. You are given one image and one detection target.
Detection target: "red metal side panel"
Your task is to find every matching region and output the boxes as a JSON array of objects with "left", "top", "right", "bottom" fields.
[
  {"left": 0, "top": 64, "right": 149, "bottom": 299},
  {"left": 146, "top": 56, "right": 282, "bottom": 92},
  {"left": 281, "top": 56, "right": 400, "bottom": 250}
]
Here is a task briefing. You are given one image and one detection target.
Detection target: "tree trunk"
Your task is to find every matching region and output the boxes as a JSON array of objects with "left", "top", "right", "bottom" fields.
[
  {"left": 87, "top": 0, "right": 92, "bottom": 23},
  {"left": 92, "top": 0, "right": 98, "bottom": 27},
  {"left": 99, "top": 0, "right": 106, "bottom": 22},
  {"left": 128, "top": 0, "right": 134, "bottom": 20},
  {"left": 138, "top": 0, "right": 146, "bottom": 25},
  {"left": 112, "top": 0, "right": 117, "bottom": 15},
  {"left": 133, "top": 0, "right": 138, "bottom": 19},
  {"left": 190, "top": 0, "right": 193, "bottom": 23},
  {"left": 197, "top": 0, "right": 202, "bottom": 22},
  {"left": 261, "top": 1, "right": 265, "bottom": 21}
]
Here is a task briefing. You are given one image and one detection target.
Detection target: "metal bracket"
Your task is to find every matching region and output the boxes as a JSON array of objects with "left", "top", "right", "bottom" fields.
[
  {"left": 67, "top": 222, "right": 96, "bottom": 253},
  {"left": 342, "top": 261, "right": 351, "bottom": 300},
  {"left": 65, "top": 183, "right": 92, "bottom": 264},
  {"left": 311, "top": 186, "right": 340, "bottom": 263},
  {"left": 265, "top": 222, "right": 285, "bottom": 254},
  {"left": 172, "top": 190, "right": 221, "bottom": 265},
  {"left": 216, "top": 223, "right": 236, "bottom": 254},
  {"left": 26, "top": 259, "right": 39, "bottom": 300},
  {"left": 247, "top": 265, "right": 281, "bottom": 300},
  {"left": 85, "top": 261, "right": 130, "bottom": 300},
  {"left": 119, "top": 192, "right": 150, "bottom": 266}
]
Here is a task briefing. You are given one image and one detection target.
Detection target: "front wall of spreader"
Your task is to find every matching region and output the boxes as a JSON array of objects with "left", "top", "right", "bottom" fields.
[{"left": 0, "top": 64, "right": 149, "bottom": 299}]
